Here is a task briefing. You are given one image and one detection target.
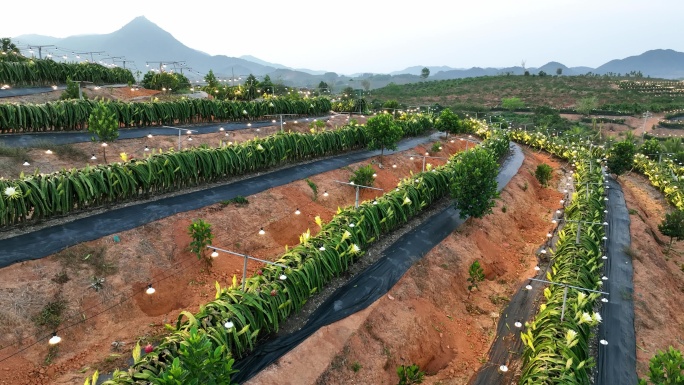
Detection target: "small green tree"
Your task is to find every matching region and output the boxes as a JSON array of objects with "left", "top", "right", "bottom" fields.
[
  {"left": 434, "top": 108, "right": 462, "bottom": 139},
  {"left": 638, "top": 346, "right": 684, "bottom": 385},
  {"left": 188, "top": 219, "right": 214, "bottom": 266},
  {"left": 420, "top": 67, "right": 430, "bottom": 79},
  {"left": 535, "top": 163, "right": 554, "bottom": 187},
  {"left": 502, "top": 97, "right": 525, "bottom": 111},
  {"left": 467, "top": 260, "right": 485, "bottom": 294},
  {"left": 658, "top": 210, "right": 684, "bottom": 252},
  {"left": 87, "top": 100, "right": 119, "bottom": 163},
  {"left": 607, "top": 140, "right": 636, "bottom": 179},
  {"left": 397, "top": 364, "right": 425, "bottom": 385},
  {"left": 364, "top": 113, "right": 403, "bottom": 165},
  {"left": 349, "top": 164, "right": 376, "bottom": 187},
  {"left": 61, "top": 77, "right": 83, "bottom": 100},
  {"left": 382, "top": 99, "right": 400, "bottom": 110},
  {"left": 450, "top": 147, "right": 500, "bottom": 219}
]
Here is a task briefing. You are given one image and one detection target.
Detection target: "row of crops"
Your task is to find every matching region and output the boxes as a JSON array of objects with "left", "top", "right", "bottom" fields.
[
  {"left": 511, "top": 130, "right": 608, "bottom": 384},
  {"left": 633, "top": 152, "right": 684, "bottom": 210},
  {"left": 101, "top": 124, "right": 509, "bottom": 384},
  {"left": 0, "top": 97, "right": 333, "bottom": 133},
  {"left": 0, "top": 113, "right": 438, "bottom": 228},
  {"left": 0, "top": 126, "right": 365, "bottom": 227},
  {"left": 0, "top": 60, "right": 134, "bottom": 86}
]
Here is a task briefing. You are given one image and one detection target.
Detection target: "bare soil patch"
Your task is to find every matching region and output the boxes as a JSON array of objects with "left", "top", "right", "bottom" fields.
[{"left": 619, "top": 172, "right": 684, "bottom": 378}]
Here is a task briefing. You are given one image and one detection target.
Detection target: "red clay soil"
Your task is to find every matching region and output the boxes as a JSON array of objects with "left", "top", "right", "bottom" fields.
[
  {"left": 248, "top": 147, "right": 565, "bottom": 385},
  {"left": 0, "top": 124, "right": 466, "bottom": 384},
  {"left": 618, "top": 172, "right": 684, "bottom": 379}
]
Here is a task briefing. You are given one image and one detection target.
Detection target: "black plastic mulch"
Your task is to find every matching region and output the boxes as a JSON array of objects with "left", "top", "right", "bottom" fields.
[
  {"left": 469, "top": 171, "right": 636, "bottom": 385},
  {"left": 0, "top": 134, "right": 440, "bottom": 268},
  {"left": 230, "top": 143, "right": 524, "bottom": 383}
]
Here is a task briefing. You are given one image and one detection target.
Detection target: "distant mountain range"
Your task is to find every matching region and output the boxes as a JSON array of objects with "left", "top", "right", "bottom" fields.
[{"left": 11, "top": 16, "right": 684, "bottom": 89}]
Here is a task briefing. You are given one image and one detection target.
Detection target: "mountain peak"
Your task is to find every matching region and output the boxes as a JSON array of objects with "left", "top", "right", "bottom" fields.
[{"left": 118, "top": 16, "right": 161, "bottom": 32}]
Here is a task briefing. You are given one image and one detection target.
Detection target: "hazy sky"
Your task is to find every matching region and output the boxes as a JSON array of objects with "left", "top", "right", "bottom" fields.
[{"left": 3, "top": 0, "right": 682, "bottom": 75}]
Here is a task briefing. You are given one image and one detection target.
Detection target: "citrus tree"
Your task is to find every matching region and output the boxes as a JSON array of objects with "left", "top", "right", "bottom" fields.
[
  {"left": 535, "top": 163, "right": 553, "bottom": 187},
  {"left": 87, "top": 100, "right": 119, "bottom": 163},
  {"left": 61, "top": 77, "right": 82, "bottom": 100},
  {"left": 607, "top": 140, "right": 636, "bottom": 178},
  {"left": 638, "top": 346, "right": 684, "bottom": 385},
  {"left": 434, "top": 108, "right": 462, "bottom": 139},
  {"left": 450, "top": 147, "right": 499, "bottom": 219},
  {"left": 363, "top": 113, "right": 403, "bottom": 166},
  {"left": 188, "top": 219, "right": 214, "bottom": 266},
  {"left": 658, "top": 209, "right": 684, "bottom": 252}
]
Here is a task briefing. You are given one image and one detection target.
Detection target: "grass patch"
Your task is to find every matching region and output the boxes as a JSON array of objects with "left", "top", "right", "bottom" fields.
[
  {"left": 0, "top": 144, "right": 30, "bottom": 160},
  {"left": 628, "top": 208, "right": 638, "bottom": 215},
  {"left": 305, "top": 178, "right": 318, "bottom": 201},
  {"left": 489, "top": 294, "right": 510, "bottom": 306},
  {"left": 55, "top": 244, "right": 117, "bottom": 277},
  {"left": 29, "top": 141, "right": 89, "bottom": 162},
  {"left": 33, "top": 297, "right": 67, "bottom": 331},
  {"left": 53, "top": 144, "right": 89, "bottom": 161},
  {"left": 44, "top": 345, "right": 59, "bottom": 366},
  {"left": 220, "top": 196, "right": 249, "bottom": 206},
  {"left": 51, "top": 270, "right": 70, "bottom": 285}
]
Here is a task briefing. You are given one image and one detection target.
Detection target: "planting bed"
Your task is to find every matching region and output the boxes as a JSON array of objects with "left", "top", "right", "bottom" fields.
[{"left": 0, "top": 118, "right": 474, "bottom": 384}]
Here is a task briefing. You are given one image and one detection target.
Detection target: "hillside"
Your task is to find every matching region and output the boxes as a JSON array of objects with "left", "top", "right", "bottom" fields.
[
  {"left": 10, "top": 17, "right": 684, "bottom": 90},
  {"left": 370, "top": 75, "right": 684, "bottom": 111}
]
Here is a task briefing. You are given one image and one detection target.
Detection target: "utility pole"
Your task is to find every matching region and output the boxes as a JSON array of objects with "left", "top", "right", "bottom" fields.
[
  {"left": 74, "top": 51, "right": 104, "bottom": 62},
  {"left": 102, "top": 56, "right": 123, "bottom": 66},
  {"left": 641, "top": 110, "right": 652, "bottom": 137},
  {"left": 146, "top": 61, "right": 186, "bottom": 73},
  {"left": 113, "top": 59, "right": 128, "bottom": 69},
  {"left": 28, "top": 45, "right": 55, "bottom": 59}
]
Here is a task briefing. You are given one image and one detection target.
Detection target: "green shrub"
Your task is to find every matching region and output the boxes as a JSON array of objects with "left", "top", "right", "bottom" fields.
[
  {"left": 351, "top": 361, "right": 362, "bottom": 372},
  {"left": 33, "top": 298, "right": 67, "bottom": 330},
  {"left": 638, "top": 346, "right": 684, "bottom": 385},
  {"left": 535, "top": 163, "right": 553, "bottom": 187},
  {"left": 188, "top": 219, "right": 213, "bottom": 265},
  {"left": 467, "top": 260, "right": 485, "bottom": 293},
  {"left": 397, "top": 364, "right": 425, "bottom": 384},
  {"left": 349, "top": 164, "right": 376, "bottom": 187}
]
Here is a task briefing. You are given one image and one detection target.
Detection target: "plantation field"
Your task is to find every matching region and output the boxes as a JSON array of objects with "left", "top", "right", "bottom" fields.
[
  {"left": 371, "top": 76, "right": 684, "bottom": 113},
  {"left": 0, "top": 81, "right": 682, "bottom": 385},
  {"left": 0, "top": 121, "right": 475, "bottom": 384},
  {"left": 0, "top": 123, "right": 566, "bottom": 384}
]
